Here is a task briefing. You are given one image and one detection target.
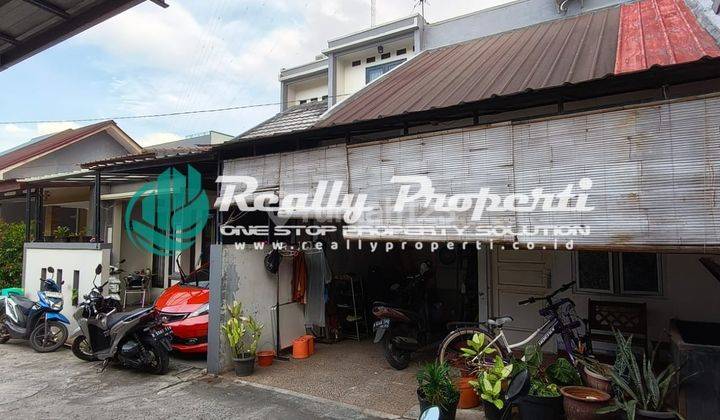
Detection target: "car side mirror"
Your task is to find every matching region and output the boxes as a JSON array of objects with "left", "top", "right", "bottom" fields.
[
  {"left": 95, "top": 264, "right": 103, "bottom": 275},
  {"left": 47, "top": 267, "right": 55, "bottom": 274}
]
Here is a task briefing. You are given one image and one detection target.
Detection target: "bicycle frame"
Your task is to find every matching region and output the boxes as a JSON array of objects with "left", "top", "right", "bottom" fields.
[{"left": 486, "top": 318, "right": 558, "bottom": 353}]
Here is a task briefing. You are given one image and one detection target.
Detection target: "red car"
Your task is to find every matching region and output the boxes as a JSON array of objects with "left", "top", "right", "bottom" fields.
[{"left": 154, "top": 264, "right": 209, "bottom": 354}]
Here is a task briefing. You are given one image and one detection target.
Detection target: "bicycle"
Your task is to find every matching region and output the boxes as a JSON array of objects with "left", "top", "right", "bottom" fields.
[{"left": 438, "top": 281, "right": 589, "bottom": 373}]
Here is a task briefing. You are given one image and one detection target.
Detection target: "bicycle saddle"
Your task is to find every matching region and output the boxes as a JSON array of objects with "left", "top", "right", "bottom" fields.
[{"left": 487, "top": 316, "right": 513, "bottom": 327}]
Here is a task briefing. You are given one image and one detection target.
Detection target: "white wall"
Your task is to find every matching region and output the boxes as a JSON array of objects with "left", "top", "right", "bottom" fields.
[
  {"left": 22, "top": 244, "right": 110, "bottom": 336},
  {"left": 286, "top": 75, "right": 328, "bottom": 106},
  {"left": 336, "top": 37, "right": 415, "bottom": 102}
]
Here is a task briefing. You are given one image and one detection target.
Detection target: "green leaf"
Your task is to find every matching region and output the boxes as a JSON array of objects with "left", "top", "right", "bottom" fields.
[{"left": 493, "top": 399, "right": 504, "bottom": 410}]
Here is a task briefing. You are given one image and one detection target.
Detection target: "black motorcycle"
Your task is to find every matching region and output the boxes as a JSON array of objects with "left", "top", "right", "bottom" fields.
[
  {"left": 71, "top": 264, "right": 172, "bottom": 374},
  {"left": 372, "top": 261, "right": 439, "bottom": 370}
]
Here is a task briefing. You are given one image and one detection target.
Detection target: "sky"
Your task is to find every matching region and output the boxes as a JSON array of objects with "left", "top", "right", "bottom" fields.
[{"left": 0, "top": 0, "right": 511, "bottom": 151}]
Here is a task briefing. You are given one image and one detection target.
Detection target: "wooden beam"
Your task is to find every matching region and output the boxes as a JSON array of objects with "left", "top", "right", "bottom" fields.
[
  {"left": 0, "top": 30, "right": 20, "bottom": 45},
  {"left": 21, "top": 0, "right": 71, "bottom": 19}
]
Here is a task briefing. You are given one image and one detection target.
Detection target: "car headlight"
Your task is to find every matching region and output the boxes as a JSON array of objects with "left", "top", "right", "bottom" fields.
[{"left": 188, "top": 303, "right": 209, "bottom": 318}]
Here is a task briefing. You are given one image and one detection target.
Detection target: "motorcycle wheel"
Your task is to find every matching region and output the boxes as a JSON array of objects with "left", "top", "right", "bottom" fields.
[
  {"left": 144, "top": 342, "right": 170, "bottom": 375},
  {"left": 383, "top": 334, "right": 410, "bottom": 370},
  {"left": 71, "top": 335, "right": 97, "bottom": 361},
  {"left": 29, "top": 320, "right": 68, "bottom": 353},
  {"left": 0, "top": 314, "right": 10, "bottom": 344}
]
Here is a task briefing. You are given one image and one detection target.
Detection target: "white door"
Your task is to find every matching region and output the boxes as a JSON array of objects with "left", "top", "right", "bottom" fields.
[{"left": 491, "top": 249, "right": 554, "bottom": 347}]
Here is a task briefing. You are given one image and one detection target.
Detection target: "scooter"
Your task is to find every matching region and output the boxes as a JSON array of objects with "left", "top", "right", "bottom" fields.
[
  {"left": 372, "top": 261, "right": 436, "bottom": 370},
  {"left": 0, "top": 267, "right": 70, "bottom": 352},
  {"left": 71, "top": 264, "right": 173, "bottom": 374}
]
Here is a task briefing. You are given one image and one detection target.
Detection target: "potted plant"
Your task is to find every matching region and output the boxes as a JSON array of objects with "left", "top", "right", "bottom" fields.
[
  {"left": 513, "top": 345, "right": 582, "bottom": 420},
  {"left": 576, "top": 355, "right": 613, "bottom": 395},
  {"left": 597, "top": 331, "right": 687, "bottom": 420},
  {"left": 458, "top": 332, "right": 498, "bottom": 409},
  {"left": 54, "top": 225, "right": 71, "bottom": 242},
  {"left": 416, "top": 361, "right": 460, "bottom": 420},
  {"left": 468, "top": 355, "right": 513, "bottom": 420},
  {"left": 221, "top": 301, "right": 263, "bottom": 376}
]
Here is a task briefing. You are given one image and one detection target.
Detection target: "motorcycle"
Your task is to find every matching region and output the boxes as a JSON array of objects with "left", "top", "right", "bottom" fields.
[
  {"left": 71, "top": 264, "right": 173, "bottom": 374},
  {"left": 0, "top": 267, "right": 70, "bottom": 352},
  {"left": 105, "top": 259, "right": 125, "bottom": 313},
  {"left": 372, "top": 261, "right": 438, "bottom": 370}
]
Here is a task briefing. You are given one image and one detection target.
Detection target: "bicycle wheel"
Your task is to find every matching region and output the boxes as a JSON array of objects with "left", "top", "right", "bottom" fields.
[{"left": 438, "top": 327, "right": 506, "bottom": 376}]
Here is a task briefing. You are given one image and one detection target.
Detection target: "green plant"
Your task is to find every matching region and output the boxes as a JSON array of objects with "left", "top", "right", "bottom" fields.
[
  {"left": 417, "top": 361, "right": 460, "bottom": 411},
  {"left": 53, "top": 225, "right": 71, "bottom": 238},
  {"left": 221, "top": 301, "right": 264, "bottom": 358},
  {"left": 597, "top": 330, "right": 686, "bottom": 420},
  {"left": 512, "top": 345, "right": 581, "bottom": 397},
  {"left": 461, "top": 332, "right": 498, "bottom": 374},
  {"left": 469, "top": 355, "right": 513, "bottom": 409},
  {"left": 0, "top": 222, "right": 25, "bottom": 290}
]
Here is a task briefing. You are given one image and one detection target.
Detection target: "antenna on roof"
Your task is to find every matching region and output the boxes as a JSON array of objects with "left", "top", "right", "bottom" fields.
[
  {"left": 370, "top": 0, "right": 376, "bottom": 27},
  {"left": 414, "top": 0, "right": 428, "bottom": 16}
]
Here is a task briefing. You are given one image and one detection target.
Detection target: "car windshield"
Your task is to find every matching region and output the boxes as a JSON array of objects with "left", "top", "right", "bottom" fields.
[{"left": 181, "top": 263, "right": 210, "bottom": 288}]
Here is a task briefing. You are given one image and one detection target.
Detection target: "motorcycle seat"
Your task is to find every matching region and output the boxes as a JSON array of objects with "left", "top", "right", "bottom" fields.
[
  {"left": 10, "top": 295, "right": 36, "bottom": 314},
  {"left": 105, "top": 308, "right": 150, "bottom": 329},
  {"left": 487, "top": 316, "right": 514, "bottom": 327}
]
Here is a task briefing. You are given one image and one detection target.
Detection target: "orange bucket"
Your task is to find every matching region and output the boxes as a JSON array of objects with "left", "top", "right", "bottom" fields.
[
  {"left": 303, "top": 335, "right": 315, "bottom": 355},
  {"left": 257, "top": 350, "right": 275, "bottom": 367},
  {"left": 457, "top": 376, "right": 480, "bottom": 409},
  {"left": 292, "top": 337, "right": 310, "bottom": 359}
]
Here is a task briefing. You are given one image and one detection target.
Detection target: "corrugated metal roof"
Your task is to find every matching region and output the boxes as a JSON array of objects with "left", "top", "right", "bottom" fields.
[
  {"left": 0, "top": 0, "right": 157, "bottom": 72},
  {"left": 615, "top": 0, "right": 720, "bottom": 73},
  {"left": 0, "top": 120, "right": 118, "bottom": 170},
  {"left": 318, "top": 0, "right": 720, "bottom": 128},
  {"left": 237, "top": 100, "right": 328, "bottom": 141},
  {"left": 319, "top": 7, "right": 621, "bottom": 127},
  {"left": 82, "top": 146, "right": 211, "bottom": 170}
]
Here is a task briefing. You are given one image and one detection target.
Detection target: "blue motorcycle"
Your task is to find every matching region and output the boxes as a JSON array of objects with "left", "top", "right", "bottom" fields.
[{"left": 0, "top": 267, "right": 70, "bottom": 352}]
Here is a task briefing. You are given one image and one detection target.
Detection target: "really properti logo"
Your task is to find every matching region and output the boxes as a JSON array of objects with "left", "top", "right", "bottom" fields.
[{"left": 125, "top": 165, "right": 209, "bottom": 256}]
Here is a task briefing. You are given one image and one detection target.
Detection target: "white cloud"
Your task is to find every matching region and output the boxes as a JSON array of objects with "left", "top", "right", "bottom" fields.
[{"left": 68, "top": 0, "right": 512, "bottom": 139}]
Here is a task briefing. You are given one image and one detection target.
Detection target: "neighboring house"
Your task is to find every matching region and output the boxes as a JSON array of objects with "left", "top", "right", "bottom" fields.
[
  {"left": 0, "top": 120, "right": 142, "bottom": 239},
  {"left": 145, "top": 131, "right": 233, "bottom": 149},
  {"left": 206, "top": 0, "right": 720, "bottom": 400}
]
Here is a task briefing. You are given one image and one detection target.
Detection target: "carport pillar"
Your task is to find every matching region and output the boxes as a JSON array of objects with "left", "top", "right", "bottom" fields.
[
  {"left": 92, "top": 171, "right": 102, "bottom": 242},
  {"left": 24, "top": 188, "right": 31, "bottom": 241},
  {"left": 34, "top": 187, "right": 43, "bottom": 241}
]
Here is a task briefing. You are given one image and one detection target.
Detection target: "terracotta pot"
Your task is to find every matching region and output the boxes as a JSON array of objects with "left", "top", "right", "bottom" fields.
[
  {"left": 583, "top": 366, "right": 613, "bottom": 395},
  {"left": 636, "top": 409, "right": 677, "bottom": 419},
  {"left": 457, "top": 376, "right": 480, "bottom": 409},
  {"left": 560, "top": 386, "right": 612, "bottom": 420},
  {"left": 257, "top": 350, "right": 275, "bottom": 367}
]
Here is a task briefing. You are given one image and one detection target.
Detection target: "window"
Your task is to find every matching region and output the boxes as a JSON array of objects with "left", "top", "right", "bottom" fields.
[
  {"left": 574, "top": 251, "right": 662, "bottom": 296},
  {"left": 381, "top": 52, "right": 391, "bottom": 60},
  {"left": 299, "top": 99, "right": 307, "bottom": 104},
  {"left": 620, "top": 252, "right": 662, "bottom": 295},
  {"left": 575, "top": 251, "right": 613, "bottom": 293},
  {"left": 365, "top": 59, "right": 406, "bottom": 83},
  {"left": 351, "top": 60, "right": 361, "bottom": 67},
  {"left": 396, "top": 48, "right": 407, "bottom": 56},
  {"left": 365, "top": 56, "right": 375, "bottom": 63},
  {"left": 321, "top": 95, "right": 328, "bottom": 100}
]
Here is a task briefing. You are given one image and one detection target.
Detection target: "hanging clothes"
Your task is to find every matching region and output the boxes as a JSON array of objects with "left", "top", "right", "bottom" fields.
[
  {"left": 292, "top": 251, "right": 307, "bottom": 304},
  {"left": 304, "top": 249, "right": 332, "bottom": 328}
]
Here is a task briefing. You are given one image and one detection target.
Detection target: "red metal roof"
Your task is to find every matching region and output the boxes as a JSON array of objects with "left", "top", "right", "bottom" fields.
[
  {"left": 318, "top": 0, "right": 720, "bottom": 128},
  {"left": 615, "top": 0, "right": 720, "bottom": 74},
  {"left": 0, "top": 120, "right": 117, "bottom": 171}
]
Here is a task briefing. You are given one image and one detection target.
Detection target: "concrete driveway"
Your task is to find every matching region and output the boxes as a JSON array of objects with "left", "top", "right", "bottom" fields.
[{"left": 0, "top": 342, "right": 384, "bottom": 420}]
